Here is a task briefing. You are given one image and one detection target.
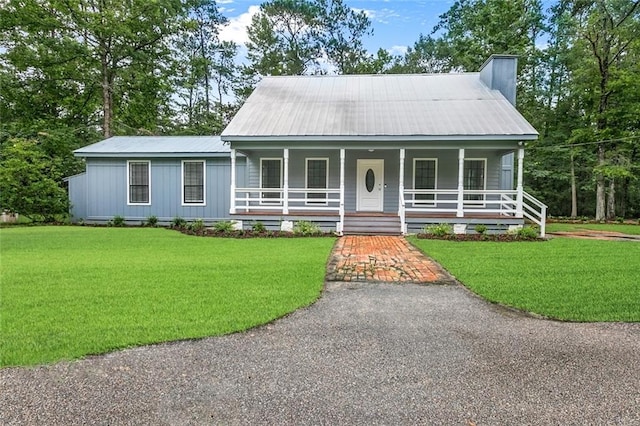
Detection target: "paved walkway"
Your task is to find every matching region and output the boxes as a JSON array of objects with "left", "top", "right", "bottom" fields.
[{"left": 326, "top": 236, "right": 451, "bottom": 283}]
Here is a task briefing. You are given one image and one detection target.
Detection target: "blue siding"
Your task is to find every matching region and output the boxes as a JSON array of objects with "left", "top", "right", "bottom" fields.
[{"left": 70, "top": 157, "right": 245, "bottom": 223}]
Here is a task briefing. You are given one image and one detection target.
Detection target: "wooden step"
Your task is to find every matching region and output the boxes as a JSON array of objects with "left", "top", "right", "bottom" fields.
[{"left": 343, "top": 215, "right": 401, "bottom": 235}]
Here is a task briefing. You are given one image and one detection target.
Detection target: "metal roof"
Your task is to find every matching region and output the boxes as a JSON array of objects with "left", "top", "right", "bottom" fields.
[
  {"left": 221, "top": 73, "right": 538, "bottom": 142},
  {"left": 74, "top": 136, "right": 229, "bottom": 158}
]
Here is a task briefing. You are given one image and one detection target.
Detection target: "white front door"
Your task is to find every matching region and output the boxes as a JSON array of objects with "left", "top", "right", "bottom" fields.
[{"left": 356, "top": 159, "right": 384, "bottom": 211}]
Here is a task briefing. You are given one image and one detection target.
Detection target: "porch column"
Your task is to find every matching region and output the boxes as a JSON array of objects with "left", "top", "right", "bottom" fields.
[
  {"left": 339, "top": 148, "right": 345, "bottom": 235},
  {"left": 516, "top": 146, "right": 524, "bottom": 218},
  {"left": 457, "top": 148, "right": 465, "bottom": 217},
  {"left": 230, "top": 148, "right": 236, "bottom": 214},
  {"left": 283, "top": 148, "right": 289, "bottom": 214},
  {"left": 398, "top": 148, "right": 406, "bottom": 234}
]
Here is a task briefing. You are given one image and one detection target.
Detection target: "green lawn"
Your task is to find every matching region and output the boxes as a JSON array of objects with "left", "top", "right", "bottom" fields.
[
  {"left": 410, "top": 236, "right": 640, "bottom": 322},
  {"left": 546, "top": 222, "right": 640, "bottom": 235},
  {"left": 0, "top": 227, "right": 335, "bottom": 367}
]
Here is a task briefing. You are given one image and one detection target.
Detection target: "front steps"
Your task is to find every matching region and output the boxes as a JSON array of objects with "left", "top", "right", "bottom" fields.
[{"left": 342, "top": 214, "right": 401, "bottom": 235}]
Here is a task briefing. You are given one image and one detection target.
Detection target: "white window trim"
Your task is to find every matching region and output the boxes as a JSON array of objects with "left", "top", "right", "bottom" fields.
[
  {"left": 412, "top": 158, "right": 438, "bottom": 206},
  {"left": 305, "top": 157, "right": 329, "bottom": 206},
  {"left": 181, "top": 160, "right": 206, "bottom": 206},
  {"left": 127, "top": 160, "right": 151, "bottom": 206},
  {"left": 259, "top": 157, "right": 283, "bottom": 205},
  {"left": 463, "top": 158, "right": 487, "bottom": 205}
]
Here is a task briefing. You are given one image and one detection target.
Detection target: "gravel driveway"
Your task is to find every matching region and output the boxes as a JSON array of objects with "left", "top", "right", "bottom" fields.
[{"left": 2, "top": 282, "right": 639, "bottom": 425}]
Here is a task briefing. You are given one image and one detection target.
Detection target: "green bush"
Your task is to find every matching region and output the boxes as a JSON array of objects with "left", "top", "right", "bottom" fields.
[
  {"left": 293, "top": 220, "right": 322, "bottom": 236},
  {"left": 189, "top": 218, "right": 205, "bottom": 232},
  {"left": 145, "top": 215, "right": 158, "bottom": 227},
  {"left": 171, "top": 216, "right": 187, "bottom": 228},
  {"left": 252, "top": 221, "right": 267, "bottom": 233},
  {"left": 213, "top": 220, "right": 236, "bottom": 233},
  {"left": 516, "top": 226, "right": 539, "bottom": 239},
  {"left": 424, "top": 223, "right": 453, "bottom": 237},
  {"left": 474, "top": 224, "right": 488, "bottom": 235},
  {"left": 112, "top": 215, "right": 125, "bottom": 227}
]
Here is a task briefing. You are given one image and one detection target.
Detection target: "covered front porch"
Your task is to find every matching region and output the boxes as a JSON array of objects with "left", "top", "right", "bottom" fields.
[{"left": 228, "top": 146, "right": 547, "bottom": 236}]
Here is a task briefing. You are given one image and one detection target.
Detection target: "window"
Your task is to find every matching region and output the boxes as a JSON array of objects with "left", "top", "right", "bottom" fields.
[
  {"left": 306, "top": 158, "right": 328, "bottom": 205},
  {"left": 413, "top": 159, "right": 437, "bottom": 204},
  {"left": 260, "top": 158, "right": 282, "bottom": 204},
  {"left": 464, "top": 159, "right": 486, "bottom": 202},
  {"left": 128, "top": 161, "right": 150, "bottom": 205},
  {"left": 182, "top": 160, "right": 205, "bottom": 205}
]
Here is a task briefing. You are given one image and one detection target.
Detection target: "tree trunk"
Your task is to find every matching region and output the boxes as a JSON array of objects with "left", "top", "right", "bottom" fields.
[
  {"left": 101, "top": 58, "right": 113, "bottom": 138},
  {"left": 595, "top": 144, "right": 606, "bottom": 221},
  {"left": 570, "top": 150, "right": 577, "bottom": 218},
  {"left": 607, "top": 178, "right": 616, "bottom": 219}
]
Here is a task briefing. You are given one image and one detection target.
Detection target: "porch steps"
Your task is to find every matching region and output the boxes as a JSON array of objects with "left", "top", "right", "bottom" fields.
[{"left": 343, "top": 215, "right": 401, "bottom": 235}]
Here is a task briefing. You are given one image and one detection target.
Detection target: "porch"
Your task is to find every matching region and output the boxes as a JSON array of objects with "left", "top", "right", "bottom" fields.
[{"left": 228, "top": 147, "right": 547, "bottom": 236}]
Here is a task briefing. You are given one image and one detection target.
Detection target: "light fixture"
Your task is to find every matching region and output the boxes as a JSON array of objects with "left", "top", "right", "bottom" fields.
[{"left": 368, "top": 149, "right": 375, "bottom": 152}]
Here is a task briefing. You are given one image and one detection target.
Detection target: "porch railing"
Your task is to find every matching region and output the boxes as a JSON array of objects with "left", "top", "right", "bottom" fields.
[
  {"left": 233, "top": 187, "right": 341, "bottom": 213},
  {"left": 402, "top": 189, "right": 547, "bottom": 236}
]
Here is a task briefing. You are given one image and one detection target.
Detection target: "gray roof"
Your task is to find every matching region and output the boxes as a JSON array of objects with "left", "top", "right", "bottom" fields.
[
  {"left": 74, "top": 136, "right": 229, "bottom": 158},
  {"left": 221, "top": 73, "right": 538, "bottom": 142}
]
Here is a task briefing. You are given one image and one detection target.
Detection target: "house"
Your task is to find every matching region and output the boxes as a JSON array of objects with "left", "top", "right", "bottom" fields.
[
  {"left": 68, "top": 54, "right": 546, "bottom": 235},
  {"left": 221, "top": 54, "right": 546, "bottom": 236},
  {"left": 68, "top": 136, "right": 246, "bottom": 224}
]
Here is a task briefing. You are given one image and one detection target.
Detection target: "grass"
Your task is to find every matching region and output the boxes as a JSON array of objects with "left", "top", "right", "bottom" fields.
[
  {"left": 546, "top": 222, "right": 640, "bottom": 235},
  {"left": 410, "top": 237, "right": 640, "bottom": 322},
  {"left": 0, "top": 226, "right": 335, "bottom": 367}
]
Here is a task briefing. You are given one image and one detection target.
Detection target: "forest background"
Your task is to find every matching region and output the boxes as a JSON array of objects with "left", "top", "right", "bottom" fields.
[{"left": 1, "top": 0, "right": 638, "bottom": 221}]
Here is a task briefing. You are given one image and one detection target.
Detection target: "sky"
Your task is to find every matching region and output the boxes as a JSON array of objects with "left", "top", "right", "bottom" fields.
[{"left": 217, "top": 0, "right": 457, "bottom": 57}]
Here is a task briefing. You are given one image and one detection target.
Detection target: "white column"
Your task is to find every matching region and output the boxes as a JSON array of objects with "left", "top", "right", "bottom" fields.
[
  {"left": 283, "top": 148, "right": 289, "bottom": 215},
  {"left": 338, "top": 149, "right": 345, "bottom": 235},
  {"left": 399, "top": 148, "right": 406, "bottom": 234},
  {"left": 457, "top": 148, "right": 465, "bottom": 218},
  {"left": 516, "top": 147, "right": 524, "bottom": 218},
  {"left": 230, "top": 148, "right": 236, "bottom": 214}
]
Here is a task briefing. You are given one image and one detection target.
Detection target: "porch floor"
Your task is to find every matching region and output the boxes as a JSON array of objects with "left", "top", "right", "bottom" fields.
[{"left": 326, "top": 236, "right": 452, "bottom": 283}]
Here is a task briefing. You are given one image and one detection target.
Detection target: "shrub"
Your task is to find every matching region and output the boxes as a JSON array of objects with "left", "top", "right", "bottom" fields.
[
  {"left": 145, "top": 215, "right": 158, "bottom": 227},
  {"left": 474, "top": 224, "right": 487, "bottom": 235},
  {"left": 189, "top": 218, "right": 205, "bottom": 232},
  {"left": 424, "top": 223, "right": 453, "bottom": 237},
  {"left": 213, "top": 220, "right": 236, "bottom": 233},
  {"left": 616, "top": 216, "right": 625, "bottom": 224},
  {"left": 112, "top": 215, "right": 125, "bottom": 227},
  {"left": 252, "top": 221, "right": 267, "bottom": 233},
  {"left": 293, "top": 220, "right": 322, "bottom": 236},
  {"left": 171, "top": 216, "right": 187, "bottom": 228},
  {"left": 516, "top": 226, "right": 539, "bottom": 239}
]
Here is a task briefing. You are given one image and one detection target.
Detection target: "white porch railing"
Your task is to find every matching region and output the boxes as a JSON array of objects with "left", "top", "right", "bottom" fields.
[
  {"left": 233, "top": 187, "right": 341, "bottom": 213},
  {"left": 403, "top": 189, "right": 547, "bottom": 236}
]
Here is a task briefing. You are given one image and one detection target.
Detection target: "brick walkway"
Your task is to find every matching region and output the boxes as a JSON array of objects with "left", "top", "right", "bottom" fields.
[{"left": 326, "top": 236, "right": 451, "bottom": 284}]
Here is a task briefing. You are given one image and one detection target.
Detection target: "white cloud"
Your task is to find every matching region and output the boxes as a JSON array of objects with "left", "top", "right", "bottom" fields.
[
  {"left": 218, "top": 5, "right": 260, "bottom": 46},
  {"left": 387, "top": 45, "right": 408, "bottom": 56}
]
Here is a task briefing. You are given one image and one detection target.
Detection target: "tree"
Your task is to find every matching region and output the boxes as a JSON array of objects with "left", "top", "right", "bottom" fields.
[
  {"left": 0, "top": 0, "right": 195, "bottom": 138},
  {"left": 316, "top": 0, "right": 373, "bottom": 74},
  {"left": 0, "top": 139, "right": 69, "bottom": 222},
  {"left": 173, "top": 2, "right": 237, "bottom": 133},
  {"left": 245, "top": 0, "right": 374, "bottom": 77},
  {"left": 550, "top": 0, "right": 640, "bottom": 220},
  {"left": 247, "top": 0, "right": 323, "bottom": 76}
]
